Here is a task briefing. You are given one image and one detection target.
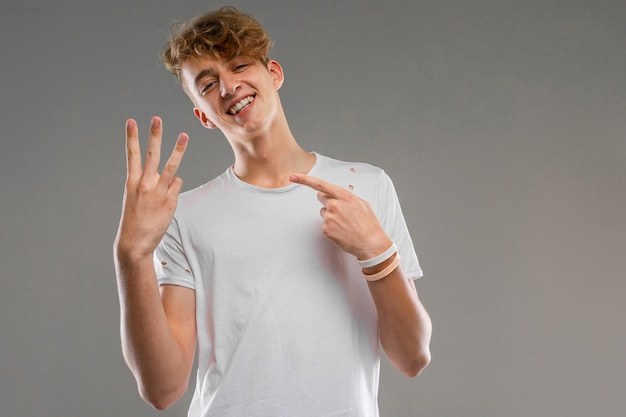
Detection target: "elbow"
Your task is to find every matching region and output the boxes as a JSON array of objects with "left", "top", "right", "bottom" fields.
[
  {"left": 122, "top": 350, "right": 192, "bottom": 410},
  {"left": 382, "top": 333, "right": 432, "bottom": 378},
  {"left": 142, "top": 395, "right": 174, "bottom": 411},
  {"left": 138, "top": 380, "right": 188, "bottom": 411},
  {"left": 402, "top": 349, "right": 431, "bottom": 378}
]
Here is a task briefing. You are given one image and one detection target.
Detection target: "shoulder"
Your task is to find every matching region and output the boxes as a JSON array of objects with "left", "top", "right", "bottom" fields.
[
  {"left": 313, "top": 153, "right": 392, "bottom": 200},
  {"left": 174, "top": 168, "right": 235, "bottom": 218},
  {"left": 314, "top": 153, "right": 386, "bottom": 183}
]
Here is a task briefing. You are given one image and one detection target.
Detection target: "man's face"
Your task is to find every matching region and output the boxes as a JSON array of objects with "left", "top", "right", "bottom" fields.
[{"left": 181, "top": 55, "right": 284, "bottom": 138}]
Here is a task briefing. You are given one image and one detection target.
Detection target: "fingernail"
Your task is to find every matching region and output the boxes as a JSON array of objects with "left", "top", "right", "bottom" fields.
[
  {"left": 289, "top": 175, "right": 298, "bottom": 183},
  {"left": 151, "top": 117, "right": 161, "bottom": 127},
  {"left": 126, "top": 119, "right": 135, "bottom": 129}
]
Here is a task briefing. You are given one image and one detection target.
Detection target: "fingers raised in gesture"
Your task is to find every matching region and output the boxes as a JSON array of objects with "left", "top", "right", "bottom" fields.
[{"left": 116, "top": 117, "right": 189, "bottom": 261}]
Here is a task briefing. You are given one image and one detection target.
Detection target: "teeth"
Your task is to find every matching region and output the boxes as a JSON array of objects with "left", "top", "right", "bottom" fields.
[{"left": 229, "top": 96, "right": 254, "bottom": 115}]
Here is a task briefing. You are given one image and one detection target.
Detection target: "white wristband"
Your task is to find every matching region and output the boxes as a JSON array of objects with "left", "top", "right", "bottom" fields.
[
  {"left": 357, "top": 242, "right": 397, "bottom": 268},
  {"left": 363, "top": 254, "right": 401, "bottom": 282}
]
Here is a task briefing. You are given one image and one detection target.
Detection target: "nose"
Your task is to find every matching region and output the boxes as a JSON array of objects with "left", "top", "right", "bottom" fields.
[{"left": 220, "top": 75, "right": 240, "bottom": 97}]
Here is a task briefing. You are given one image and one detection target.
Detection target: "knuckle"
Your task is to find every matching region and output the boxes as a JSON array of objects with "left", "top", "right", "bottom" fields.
[
  {"left": 136, "top": 180, "right": 152, "bottom": 193},
  {"left": 162, "top": 163, "right": 176, "bottom": 176},
  {"left": 124, "top": 176, "right": 136, "bottom": 188},
  {"left": 170, "top": 176, "right": 183, "bottom": 189},
  {"left": 326, "top": 200, "right": 338, "bottom": 211},
  {"left": 124, "top": 180, "right": 135, "bottom": 192}
]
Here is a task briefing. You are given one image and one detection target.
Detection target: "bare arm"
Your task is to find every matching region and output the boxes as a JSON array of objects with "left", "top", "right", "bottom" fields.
[
  {"left": 364, "top": 260, "right": 431, "bottom": 377},
  {"left": 289, "top": 174, "right": 432, "bottom": 377},
  {"left": 113, "top": 117, "right": 196, "bottom": 409}
]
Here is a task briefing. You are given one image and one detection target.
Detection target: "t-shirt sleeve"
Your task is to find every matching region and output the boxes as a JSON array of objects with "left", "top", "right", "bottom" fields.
[
  {"left": 375, "top": 171, "right": 424, "bottom": 280},
  {"left": 153, "top": 217, "right": 196, "bottom": 290}
]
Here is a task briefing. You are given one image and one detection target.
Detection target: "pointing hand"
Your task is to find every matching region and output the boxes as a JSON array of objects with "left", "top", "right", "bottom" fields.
[{"left": 289, "top": 173, "right": 392, "bottom": 260}]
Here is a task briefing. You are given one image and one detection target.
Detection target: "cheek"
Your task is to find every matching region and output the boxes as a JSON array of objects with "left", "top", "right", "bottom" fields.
[{"left": 195, "top": 99, "right": 220, "bottom": 117}]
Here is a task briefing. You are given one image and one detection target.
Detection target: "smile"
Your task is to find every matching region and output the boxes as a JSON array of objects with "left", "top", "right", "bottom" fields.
[{"left": 228, "top": 96, "right": 255, "bottom": 115}]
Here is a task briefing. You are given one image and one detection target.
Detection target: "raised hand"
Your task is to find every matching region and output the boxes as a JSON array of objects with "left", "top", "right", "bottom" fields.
[
  {"left": 289, "top": 174, "right": 392, "bottom": 261},
  {"left": 115, "top": 117, "right": 189, "bottom": 262}
]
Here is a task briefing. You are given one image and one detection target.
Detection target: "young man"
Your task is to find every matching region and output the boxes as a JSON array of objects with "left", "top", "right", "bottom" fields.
[{"left": 114, "top": 6, "right": 431, "bottom": 417}]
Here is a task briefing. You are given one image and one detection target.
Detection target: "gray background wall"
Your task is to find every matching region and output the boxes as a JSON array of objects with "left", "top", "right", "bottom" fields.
[{"left": 1, "top": 0, "right": 624, "bottom": 416}]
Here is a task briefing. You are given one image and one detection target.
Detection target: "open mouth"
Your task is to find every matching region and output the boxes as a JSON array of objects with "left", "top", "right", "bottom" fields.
[{"left": 228, "top": 96, "right": 255, "bottom": 115}]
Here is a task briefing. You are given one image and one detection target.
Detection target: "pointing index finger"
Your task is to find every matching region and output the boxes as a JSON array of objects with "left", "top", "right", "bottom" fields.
[{"left": 289, "top": 174, "right": 346, "bottom": 198}]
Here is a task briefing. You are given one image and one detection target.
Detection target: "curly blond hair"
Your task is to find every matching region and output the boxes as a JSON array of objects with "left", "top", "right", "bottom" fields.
[{"left": 163, "top": 6, "right": 273, "bottom": 82}]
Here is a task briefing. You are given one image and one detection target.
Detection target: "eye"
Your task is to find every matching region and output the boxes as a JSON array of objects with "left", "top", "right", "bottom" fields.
[
  {"left": 200, "top": 80, "right": 217, "bottom": 96},
  {"left": 234, "top": 63, "right": 249, "bottom": 72}
]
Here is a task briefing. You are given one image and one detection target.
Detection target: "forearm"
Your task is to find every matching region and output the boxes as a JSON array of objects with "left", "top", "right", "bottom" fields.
[
  {"left": 366, "top": 262, "right": 432, "bottom": 377},
  {"left": 114, "top": 249, "right": 193, "bottom": 409}
]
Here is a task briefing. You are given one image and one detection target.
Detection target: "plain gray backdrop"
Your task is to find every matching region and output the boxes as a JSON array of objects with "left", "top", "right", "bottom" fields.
[{"left": 1, "top": 0, "right": 625, "bottom": 416}]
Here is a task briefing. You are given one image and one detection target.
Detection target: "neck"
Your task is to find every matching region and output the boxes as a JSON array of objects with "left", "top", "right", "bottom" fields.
[{"left": 228, "top": 116, "right": 315, "bottom": 189}]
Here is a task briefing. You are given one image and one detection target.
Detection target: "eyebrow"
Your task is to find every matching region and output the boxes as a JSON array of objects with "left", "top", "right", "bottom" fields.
[{"left": 193, "top": 68, "right": 217, "bottom": 89}]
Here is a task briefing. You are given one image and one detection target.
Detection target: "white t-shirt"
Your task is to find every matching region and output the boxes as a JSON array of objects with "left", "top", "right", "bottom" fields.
[{"left": 155, "top": 153, "right": 422, "bottom": 417}]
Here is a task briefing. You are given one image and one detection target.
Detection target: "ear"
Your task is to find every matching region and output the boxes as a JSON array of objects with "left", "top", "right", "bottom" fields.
[
  {"left": 193, "top": 108, "right": 216, "bottom": 129},
  {"left": 267, "top": 60, "right": 285, "bottom": 90}
]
